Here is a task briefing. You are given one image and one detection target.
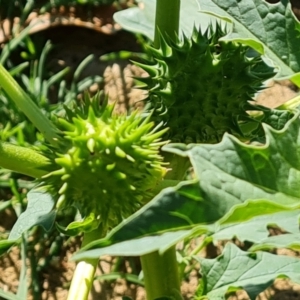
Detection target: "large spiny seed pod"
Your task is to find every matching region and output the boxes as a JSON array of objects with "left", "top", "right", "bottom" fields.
[
  {"left": 41, "top": 95, "right": 168, "bottom": 232},
  {"left": 135, "top": 24, "right": 276, "bottom": 143}
]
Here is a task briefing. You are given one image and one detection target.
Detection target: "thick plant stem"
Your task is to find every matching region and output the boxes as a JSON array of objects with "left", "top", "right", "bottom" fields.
[
  {"left": 0, "top": 141, "right": 51, "bottom": 178},
  {"left": 0, "top": 64, "right": 59, "bottom": 147},
  {"left": 140, "top": 246, "right": 181, "bottom": 299},
  {"left": 154, "top": 0, "right": 180, "bottom": 48},
  {"left": 67, "top": 229, "right": 102, "bottom": 300},
  {"left": 139, "top": 2, "right": 182, "bottom": 299}
]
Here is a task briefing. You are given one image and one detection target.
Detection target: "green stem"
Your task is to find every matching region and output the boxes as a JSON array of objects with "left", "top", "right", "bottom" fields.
[
  {"left": 67, "top": 229, "right": 102, "bottom": 300},
  {"left": 0, "top": 141, "right": 51, "bottom": 178},
  {"left": 138, "top": 2, "right": 182, "bottom": 299},
  {"left": 276, "top": 93, "right": 300, "bottom": 111},
  {"left": 0, "top": 64, "right": 59, "bottom": 147},
  {"left": 154, "top": 0, "right": 180, "bottom": 48},
  {"left": 140, "top": 247, "right": 182, "bottom": 299}
]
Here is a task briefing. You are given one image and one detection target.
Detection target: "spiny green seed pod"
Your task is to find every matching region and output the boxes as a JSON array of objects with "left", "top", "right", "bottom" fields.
[
  {"left": 135, "top": 24, "right": 276, "bottom": 143},
  {"left": 42, "top": 95, "right": 168, "bottom": 232}
]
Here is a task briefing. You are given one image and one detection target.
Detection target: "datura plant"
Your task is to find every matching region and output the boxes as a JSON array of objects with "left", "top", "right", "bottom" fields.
[
  {"left": 42, "top": 95, "right": 168, "bottom": 234},
  {"left": 1, "top": 0, "right": 300, "bottom": 300},
  {"left": 136, "top": 24, "right": 290, "bottom": 144},
  {"left": 0, "top": 68, "right": 170, "bottom": 299}
]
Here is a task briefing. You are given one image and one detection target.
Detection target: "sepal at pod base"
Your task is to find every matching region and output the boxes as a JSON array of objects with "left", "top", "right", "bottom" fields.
[
  {"left": 40, "top": 95, "right": 168, "bottom": 233},
  {"left": 135, "top": 24, "right": 288, "bottom": 144}
]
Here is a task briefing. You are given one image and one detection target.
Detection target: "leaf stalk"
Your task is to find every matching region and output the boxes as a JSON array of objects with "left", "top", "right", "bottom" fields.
[{"left": 139, "top": 1, "right": 182, "bottom": 299}]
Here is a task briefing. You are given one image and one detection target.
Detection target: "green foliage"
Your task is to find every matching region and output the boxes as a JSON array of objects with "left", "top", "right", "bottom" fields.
[
  {"left": 75, "top": 113, "right": 300, "bottom": 297},
  {"left": 198, "top": 0, "right": 300, "bottom": 83},
  {"left": 75, "top": 112, "right": 300, "bottom": 255},
  {"left": 3, "top": 0, "right": 300, "bottom": 299},
  {"left": 213, "top": 209, "right": 300, "bottom": 246},
  {"left": 8, "top": 189, "right": 56, "bottom": 240},
  {"left": 114, "top": 0, "right": 221, "bottom": 41},
  {"left": 136, "top": 25, "right": 285, "bottom": 143},
  {"left": 40, "top": 95, "right": 168, "bottom": 233},
  {"left": 196, "top": 243, "right": 300, "bottom": 299},
  {"left": 115, "top": 0, "right": 300, "bottom": 85}
]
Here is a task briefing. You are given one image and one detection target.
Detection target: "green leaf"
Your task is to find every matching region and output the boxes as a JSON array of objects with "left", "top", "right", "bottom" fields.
[
  {"left": 76, "top": 114, "right": 300, "bottom": 258},
  {"left": 9, "top": 189, "right": 56, "bottom": 240},
  {"left": 56, "top": 213, "right": 100, "bottom": 236},
  {"left": 74, "top": 180, "right": 216, "bottom": 259},
  {"left": 250, "top": 233, "right": 300, "bottom": 251},
  {"left": 74, "top": 230, "right": 195, "bottom": 259},
  {"left": 197, "top": 243, "right": 300, "bottom": 299},
  {"left": 113, "top": 0, "right": 221, "bottom": 41},
  {"left": 178, "top": 113, "right": 300, "bottom": 206},
  {"left": 212, "top": 209, "right": 300, "bottom": 244},
  {"left": 252, "top": 108, "right": 294, "bottom": 137},
  {"left": 198, "top": 0, "right": 300, "bottom": 82}
]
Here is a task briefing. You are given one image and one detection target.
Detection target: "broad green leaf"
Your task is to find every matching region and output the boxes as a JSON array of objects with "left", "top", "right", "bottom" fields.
[
  {"left": 197, "top": 243, "right": 300, "bottom": 299},
  {"left": 211, "top": 209, "right": 300, "bottom": 244},
  {"left": 74, "top": 230, "right": 194, "bottom": 259},
  {"left": 74, "top": 180, "right": 217, "bottom": 259},
  {"left": 9, "top": 189, "right": 56, "bottom": 240},
  {"left": 250, "top": 233, "right": 300, "bottom": 251},
  {"left": 114, "top": 0, "right": 221, "bottom": 41},
  {"left": 76, "top": 114, "right": 300, "bottom": 258},
  {"left": 197, "top": 0, "right": 300, "bottom": 83},
  {"left": 253, "top": 108, "right": 294, "bottom": 137},
  {"left": 176, "top": 114, "right": 300, "bottom": 206},
  {"left": 218, "top": 200, "right": 300, "bottom": 226}
]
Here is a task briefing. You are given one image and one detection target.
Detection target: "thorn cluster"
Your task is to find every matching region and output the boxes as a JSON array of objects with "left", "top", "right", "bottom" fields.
[
  {"left": 42, "top": 95, "right": 168, "bottom": 232},
  {"left": 136, "top": 24, "right": 276, "bottom": 143}
]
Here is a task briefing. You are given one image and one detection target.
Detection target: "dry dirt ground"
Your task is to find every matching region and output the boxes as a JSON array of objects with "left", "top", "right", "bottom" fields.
[{"left": 1, "top": 2, "right": 300, "bottom": 300}]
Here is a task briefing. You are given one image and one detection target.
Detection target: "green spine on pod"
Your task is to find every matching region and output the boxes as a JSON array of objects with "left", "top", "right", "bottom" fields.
[
  {"left": 41, "top": 95, "right": 168, "bottom": 232},
  {"left": 135, "top": 24, "right": 276, "bottom": 143}
]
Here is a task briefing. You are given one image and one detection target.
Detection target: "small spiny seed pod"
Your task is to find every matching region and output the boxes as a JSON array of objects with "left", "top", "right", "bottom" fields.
[
  {"left": 41, "top": 95, "right": 168, "bottom": 232},
  {"left": 135, "top": 24, "right": 276, "bottom": 143}
]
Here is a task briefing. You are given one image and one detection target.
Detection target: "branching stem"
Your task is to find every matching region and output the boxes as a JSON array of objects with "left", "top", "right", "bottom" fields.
[
  {"left": 277, "top": 93, "right": 300, "bottom": 111},
  {"left": 67, "top": 229, "right": 103, "bottom": 300},
  {"left": 139, "top": 1, "right": 182, "bottom": 299}
]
